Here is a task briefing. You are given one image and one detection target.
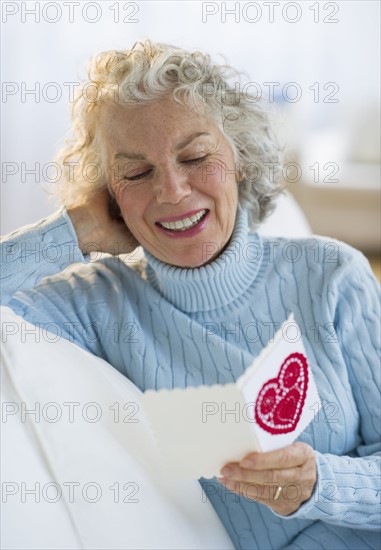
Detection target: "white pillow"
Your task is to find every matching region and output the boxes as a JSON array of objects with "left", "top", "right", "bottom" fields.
[
  {"left": 1, "top": 307, "right": 233, "bottom": 550},
  {"left": 258, "top": 190, "right": 312, "bottom": 238}
]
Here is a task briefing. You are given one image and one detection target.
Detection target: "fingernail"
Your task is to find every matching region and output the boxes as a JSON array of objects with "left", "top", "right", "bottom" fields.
[
  {"left": 220, "top": 466, "right": 233, "bottom": 477},
  {"left": 240, "top": 459, "right": 253, "bottom": 468}
]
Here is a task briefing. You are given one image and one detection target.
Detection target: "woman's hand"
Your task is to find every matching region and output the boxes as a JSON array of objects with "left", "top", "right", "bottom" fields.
[
  {"left": 67, "top": 190, "right": 139, "bottom": 255},
  {"left": 218, "top": 442, "right": 317, "bottom": 516}
]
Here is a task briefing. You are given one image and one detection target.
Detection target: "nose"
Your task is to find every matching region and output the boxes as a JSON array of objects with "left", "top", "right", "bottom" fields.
[{"left": 153, "top": 166, "right": 192, "bottom": 204}]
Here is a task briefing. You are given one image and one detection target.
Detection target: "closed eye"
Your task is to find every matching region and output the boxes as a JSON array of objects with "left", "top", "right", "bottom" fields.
[
  {"left": 182, "top": 156, "right": 208, "bottom": 165},
  {"left": 124, "top": 155, "right": 208, "bottom": 181},
  {"left": 125, "top": 169, "right": 153, "bottom": 182}
]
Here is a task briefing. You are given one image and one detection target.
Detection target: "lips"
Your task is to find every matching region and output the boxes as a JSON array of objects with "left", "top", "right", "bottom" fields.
[{"left": 156, "top": 209, "right": 208, "bottom": 232}]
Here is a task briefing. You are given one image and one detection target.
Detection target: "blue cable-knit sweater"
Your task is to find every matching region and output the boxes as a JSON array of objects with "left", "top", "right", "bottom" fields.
[{"left": 1, "top": 207, "right": 380, "bottom": 549}]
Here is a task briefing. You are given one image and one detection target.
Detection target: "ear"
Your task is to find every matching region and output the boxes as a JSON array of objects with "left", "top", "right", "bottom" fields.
[
  {"left": 233, "top": 150, "right": 244, "bottom": 184},
  {"left": 235, "top": 166, "right": 244, "bottom": 185},
  {"left": 108, "top": 192, "right": 123, "bottom": 220}
]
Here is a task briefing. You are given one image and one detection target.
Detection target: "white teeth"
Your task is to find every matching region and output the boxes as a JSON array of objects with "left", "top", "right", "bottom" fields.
[{"left": 159, "top": 210, "right": 206, "bottom": 231}]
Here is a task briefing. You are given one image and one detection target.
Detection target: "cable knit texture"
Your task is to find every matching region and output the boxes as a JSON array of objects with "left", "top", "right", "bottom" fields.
[{"left": 1, "top": 207, "right": 380, "bottom": 549}]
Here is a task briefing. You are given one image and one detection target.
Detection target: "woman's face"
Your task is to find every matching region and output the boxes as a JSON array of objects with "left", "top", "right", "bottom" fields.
[{"left": 100, "top": 96, "right": 240, "bottom": 267}]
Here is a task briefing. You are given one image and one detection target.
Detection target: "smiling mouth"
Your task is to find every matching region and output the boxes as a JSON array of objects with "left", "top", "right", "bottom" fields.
[{"left": 156, "top": 209, "right": 208, "bottom": 232}]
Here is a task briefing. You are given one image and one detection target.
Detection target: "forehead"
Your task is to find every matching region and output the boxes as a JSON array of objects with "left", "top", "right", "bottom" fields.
[{"left": 98, "top": 97, "right": 219, "bottom": 152}]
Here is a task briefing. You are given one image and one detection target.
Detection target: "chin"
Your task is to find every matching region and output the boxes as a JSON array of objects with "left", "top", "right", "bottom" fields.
[{"left": 161, "top": 241, "right": 225, "bottom": 268}]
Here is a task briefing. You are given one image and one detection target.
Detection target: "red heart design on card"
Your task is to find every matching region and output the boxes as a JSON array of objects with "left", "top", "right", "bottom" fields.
[{"left": 254, "top": 353, "right": 309, "bottom": 434}]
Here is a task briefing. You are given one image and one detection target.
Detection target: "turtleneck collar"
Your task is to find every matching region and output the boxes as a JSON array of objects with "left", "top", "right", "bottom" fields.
[{"left": 143, "top": 207, "right": 263, "bottom": 313}]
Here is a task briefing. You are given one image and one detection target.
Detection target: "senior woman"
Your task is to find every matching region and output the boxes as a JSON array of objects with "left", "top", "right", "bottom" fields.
[{"left": 1, "top": 41, "right": 380, "bottom": 549}]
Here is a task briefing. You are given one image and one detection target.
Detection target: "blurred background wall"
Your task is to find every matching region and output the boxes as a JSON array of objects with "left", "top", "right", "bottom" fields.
[{"left": 2, "top": 1, "right": 380, "bottom": 259}]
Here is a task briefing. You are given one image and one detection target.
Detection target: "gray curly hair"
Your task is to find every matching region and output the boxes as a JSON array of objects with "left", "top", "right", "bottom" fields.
[{"left": 56, "top": 39, "right": 283, "bottom": 229}]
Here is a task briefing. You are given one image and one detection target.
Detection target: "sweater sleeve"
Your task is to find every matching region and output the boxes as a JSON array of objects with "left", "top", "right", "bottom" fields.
[
  {"left": 0, "top": 208, "right": 86, "bottom": 306},
  {"left": 277, "top": 250, "right": 381, "bottom": 530},
  {"left": 5, "top": 254, "right": 128, "bottom": 364}
]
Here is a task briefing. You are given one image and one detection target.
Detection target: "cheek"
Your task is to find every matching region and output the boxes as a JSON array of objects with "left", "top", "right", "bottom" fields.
[
  {"left": 115, "top": 187, "right": 140, "bottom": 215},
  {"left": 116, "top": 190, "right": 151, "bottom": 232},
  {"left": 199, "top": 154, "right": 238, "bottom": 191},
  {"left": 206, "top": 172, "right": 239, "bottom": 203}
]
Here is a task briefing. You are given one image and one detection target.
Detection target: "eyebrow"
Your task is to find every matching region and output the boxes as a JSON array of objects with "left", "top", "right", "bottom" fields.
[
  {"left": 113, "top": 132, "right": 211, "bottom": 161},
  {"left": 175, "top": 131, "right": 211, "bottom": 151}
]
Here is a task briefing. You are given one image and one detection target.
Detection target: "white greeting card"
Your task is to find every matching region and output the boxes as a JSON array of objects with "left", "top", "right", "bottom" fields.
[{"left": 141, "top": 314, "right": 321, "bottom": 479}]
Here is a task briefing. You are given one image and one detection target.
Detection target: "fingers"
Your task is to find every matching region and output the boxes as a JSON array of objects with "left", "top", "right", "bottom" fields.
[
  {"left": 220, "top": 443, "right": 315, "bottom": 486},
  {"left": 218, "top": 477, "right": 315, "bottom": 515},
  {"left": 218, "top": 477, "right": 309, "bottom": 501},
  {"left": 219, "top": 464, "right": 312, "bottom": 486},
  {"left": 218, "top": 443, "right": 317, "bottom": 515},
  {"left": 238, "top": 442, "right": 311, "bottom": 471}
]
